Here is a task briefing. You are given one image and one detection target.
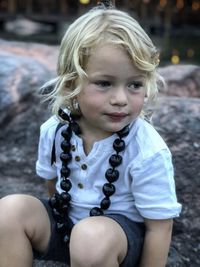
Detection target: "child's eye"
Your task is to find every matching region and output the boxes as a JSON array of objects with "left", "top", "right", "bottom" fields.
[
  {"left": 95, "top": 81, "right": 111, "bottom": 88},
  {"left": 128, "top": 81, "right": 143, "bottom": 90}
]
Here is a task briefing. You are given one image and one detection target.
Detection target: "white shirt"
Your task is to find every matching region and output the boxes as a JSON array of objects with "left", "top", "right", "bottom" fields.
[{"left": 36, "top": 116, "right": 182, "bottom": 224}]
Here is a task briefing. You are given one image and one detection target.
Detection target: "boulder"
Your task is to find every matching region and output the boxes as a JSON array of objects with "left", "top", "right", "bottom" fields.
[
  {"left": 0, "top": 38, "right": 58, "bottom": 72},
  {"left": 0, "top": 51, "right": 52, "bottom": 126},
  {"left": 153, "top": 96, "right": 200, "bottom": 267},
  {"left": 158, "top": 64, "right": 200, "bottom": 97},
  {"left": 0, "top": 39, "right": 199, "bottom": 266}
]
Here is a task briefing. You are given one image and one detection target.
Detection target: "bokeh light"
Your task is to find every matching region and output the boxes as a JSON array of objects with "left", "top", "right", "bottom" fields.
[
  {"left": 171, "top": 55, "right": 180, "bottom": 64},
  {"left": 79, "top": 0, "right": 90, "bottom": 4}
]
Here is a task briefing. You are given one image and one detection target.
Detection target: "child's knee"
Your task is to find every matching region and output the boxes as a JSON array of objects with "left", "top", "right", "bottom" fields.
[
  {"left": 0, "top": 195, "right": 24, "bottom": 240},
  {"left": 70, "top": 216, "right": 114, "bottom": 245},
  {"left": 0, "top": 194, "right": 41, "bottom": 232},
  {"left": 0, "top": 194, "right": 50, "bottom": 252},
  {"left": 0, "top": 195, "right": 18, "bottom": 219},
  {"left": 69, "top": 216, "right": 126, "bottom": 266},
  {"left": 1, "top": 194, "right": 28, "bottom": 217}
]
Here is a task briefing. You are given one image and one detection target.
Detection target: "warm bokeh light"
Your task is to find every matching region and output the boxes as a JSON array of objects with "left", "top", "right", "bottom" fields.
[
  {"left": 192, "top": 1, "right": 200, "bottom": 10},
  {"left": 171, "top": 55, "right": 180, "bottom": 64},
  {"left": 79, "top": 0, "right": 90, "bottom": 4},
  {"left": 176, "top": 0, "right": 184, "bottom": 9},
  {"left": 159, "top": 0, "right": 167, "bottom": 8}
]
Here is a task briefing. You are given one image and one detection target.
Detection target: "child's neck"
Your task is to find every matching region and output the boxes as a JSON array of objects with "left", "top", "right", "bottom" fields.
[
  {"left": 80, "top": 132, "right": 110, "bottom": 155},
  {"left": 78, "top": 122, "right": 113, "bottom": 155},
  {"left": 81, "top": 136, "right": 95, "bottom": 155}
]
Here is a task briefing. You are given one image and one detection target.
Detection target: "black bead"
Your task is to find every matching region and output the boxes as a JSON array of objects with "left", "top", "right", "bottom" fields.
[
  {"left": 102, "top": 183, "right": 116, "bottom": 197},
  {"left": 48, "top": 195, "right": 57, "bottom": 208},
  {"left": 56, "top": 193, "right": 64, "bottom": 206},
  {"left": 113, "top": 138, "right": 125, "bottom": 153},
  {"left": 49, "top": 193, "right": 62, "bottom": 208},
  {"left": 52, "top": 208, "right": 64, "bottom": 222},
  {"left": 90, "top": 207, "right": 104, "bottom": 216},
  {"left": 61, "top": 129, "right": 72, "bottom": 140},
  {"left": 109, "top": 154, "right": 122, "bottom": 167},
  {"left": 105, "top": 168, "right": 119, "bottom": 183},
  {"left": 61, "top": 192, "right": 71, "bottom": 203},
  {"left": 61, "top": 166, "right": 71, "bottom": 178},
  {"left": 61, "top": 140, "right": 71, "bottom": 152},
  {"left": 71, "top": 122, "right": 81, "bottom": 135},
  {"left": 117, "top": 125, "right": 129, "bottom": 138},
  {"left": 60, "top": 179, "right": 72, "bottom": 191},
  {"left": 58, "top": 109, "right": 70, "bottom": 122},
  {"left": 56, "top": 222, "right": 67, "bottom": 234},
  {"left": 60, "top": 204, "right": 69, "bottom": 213},
  {"left": 100, "top": 197, "right": 111, "bottom": 210},
  {"left": 60, "top": 152, "right": 72, "bottom": 163}
]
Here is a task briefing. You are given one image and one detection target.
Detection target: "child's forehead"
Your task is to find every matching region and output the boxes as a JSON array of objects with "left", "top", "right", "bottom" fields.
[
  {"left": 85, "top": 44, "right": 146, "bottom": 78},
  {"left": 88, "top": 43, "right": 127, "bottom": 58},
  {"left": 87, "top": 44, "right": 132, "bottom": 66}
]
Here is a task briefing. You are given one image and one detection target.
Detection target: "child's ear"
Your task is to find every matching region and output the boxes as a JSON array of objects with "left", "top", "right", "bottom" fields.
[
  {"left": 72, "top": 98, "right": 82, "bottom": 116},
  {"left": 72, "top": 98, "right": 79, "bottom": 110}
]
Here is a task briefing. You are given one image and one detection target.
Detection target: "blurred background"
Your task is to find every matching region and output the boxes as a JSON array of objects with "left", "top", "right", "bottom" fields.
[{"left": 0, "top": 0, "right": 199, "bottom": 66}]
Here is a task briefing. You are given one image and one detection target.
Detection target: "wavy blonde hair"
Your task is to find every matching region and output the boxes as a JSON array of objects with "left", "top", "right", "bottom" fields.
[{"left": 42, "top": 8, "right": 162, "bottom": 119}]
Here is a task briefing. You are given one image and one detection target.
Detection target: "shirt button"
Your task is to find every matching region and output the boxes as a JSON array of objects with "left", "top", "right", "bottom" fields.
[
  {"left": 75, "top": 155, "right": 81, "bottom": 162},
  {"left": 81, "top": 164, "right": 87, "bottom": 170},
  {"left": 78, "top": 183, "right": 84, "bottom": 189},
  {"left": 71, "top": 145, "right": 76, "bottom": 151}
]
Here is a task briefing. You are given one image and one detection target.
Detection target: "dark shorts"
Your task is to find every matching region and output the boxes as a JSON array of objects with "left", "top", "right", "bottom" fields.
[{"left": 34, "top": 198, "right": 145, "bottom": 267}]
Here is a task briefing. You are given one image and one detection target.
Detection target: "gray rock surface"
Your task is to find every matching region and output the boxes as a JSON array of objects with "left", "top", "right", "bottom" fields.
[
  {"left": 158, "top": 64, "right": 200, "bottom": 97},
  {"left": 0, "top": 51, "right": 52, "bottom": 125},
  {"left": 0, "top": 39, "right": 199, "bottom": 266},
  {"left": 153, "top": 96, "right": 200, "bottom": 267}
]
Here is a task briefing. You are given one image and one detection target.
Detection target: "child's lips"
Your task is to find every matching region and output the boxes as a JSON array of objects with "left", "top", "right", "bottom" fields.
[{"left": 106, "top": 112, "right": 128, "bottom": 121}]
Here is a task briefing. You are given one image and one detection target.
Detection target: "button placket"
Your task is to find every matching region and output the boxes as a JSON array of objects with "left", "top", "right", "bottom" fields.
[{"left": 73, "top": 153, "right": 88, "bottom": 190}]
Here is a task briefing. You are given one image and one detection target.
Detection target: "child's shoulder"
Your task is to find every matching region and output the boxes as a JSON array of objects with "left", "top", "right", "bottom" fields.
[
  {"left": 40, "top": 115, "right": 60, "bottom": 137},
  {"left": 129, "top": 118, "right": 170, "bottom": 157}
]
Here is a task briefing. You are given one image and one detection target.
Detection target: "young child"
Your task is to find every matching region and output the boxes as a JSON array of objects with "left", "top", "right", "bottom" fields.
[{"left": 0, "top": 1, "right": 182, "bottom": 267}]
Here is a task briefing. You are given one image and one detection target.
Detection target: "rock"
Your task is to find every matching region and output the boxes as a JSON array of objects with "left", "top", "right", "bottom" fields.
[
  {"left": 0, "top": 51, "right": 52, "bottom": 126},
  {"left": 0, "top": 40, "right": 200, "bottom": 266},
  {"left": 158, "top": 65, "right": 200, "bottom": 97},
  {"left": 0, "top": 38, "right": 58, "bottom": 72},
  {"left": 153, "top": 96, "right": 200, "bottom": 267},
  {"left": 167, "top": 247, "right": 186, "bottom": 267}
]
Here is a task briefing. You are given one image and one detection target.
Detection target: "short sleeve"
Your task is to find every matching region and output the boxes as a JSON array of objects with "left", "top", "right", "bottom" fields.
[
  {"left": 131, "top": 149, "right": 182, "bottom": 219},
  {"left": 36, "top": 117, "right": 58, "bottom": 180}
]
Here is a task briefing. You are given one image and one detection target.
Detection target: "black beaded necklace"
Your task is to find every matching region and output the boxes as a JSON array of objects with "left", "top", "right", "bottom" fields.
[{"left": 49, "top": 109, "right": 129, "bottom": 243}]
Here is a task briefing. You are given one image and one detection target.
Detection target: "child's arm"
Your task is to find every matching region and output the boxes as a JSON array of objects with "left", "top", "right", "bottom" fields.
[
  {"left": 45, "top": 178, "right": 57, "bottom": 196},
  {"left": 139, "top": 218, "right": 173, "bottom": 267}
]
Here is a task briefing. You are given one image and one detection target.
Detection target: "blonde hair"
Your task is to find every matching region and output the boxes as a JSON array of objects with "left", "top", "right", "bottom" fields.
[{"left": 42, "top": 8, "right": 162, "bottom": 119}]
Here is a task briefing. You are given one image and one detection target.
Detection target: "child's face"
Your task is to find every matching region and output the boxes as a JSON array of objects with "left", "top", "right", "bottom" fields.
[{"left": 77, "top": 44, "right": 145, "bottom": 139}]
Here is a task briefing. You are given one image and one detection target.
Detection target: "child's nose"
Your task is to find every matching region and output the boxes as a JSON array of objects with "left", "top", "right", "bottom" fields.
[{"left": 109, "top": 87, "right": 127, "bottom": 106}]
